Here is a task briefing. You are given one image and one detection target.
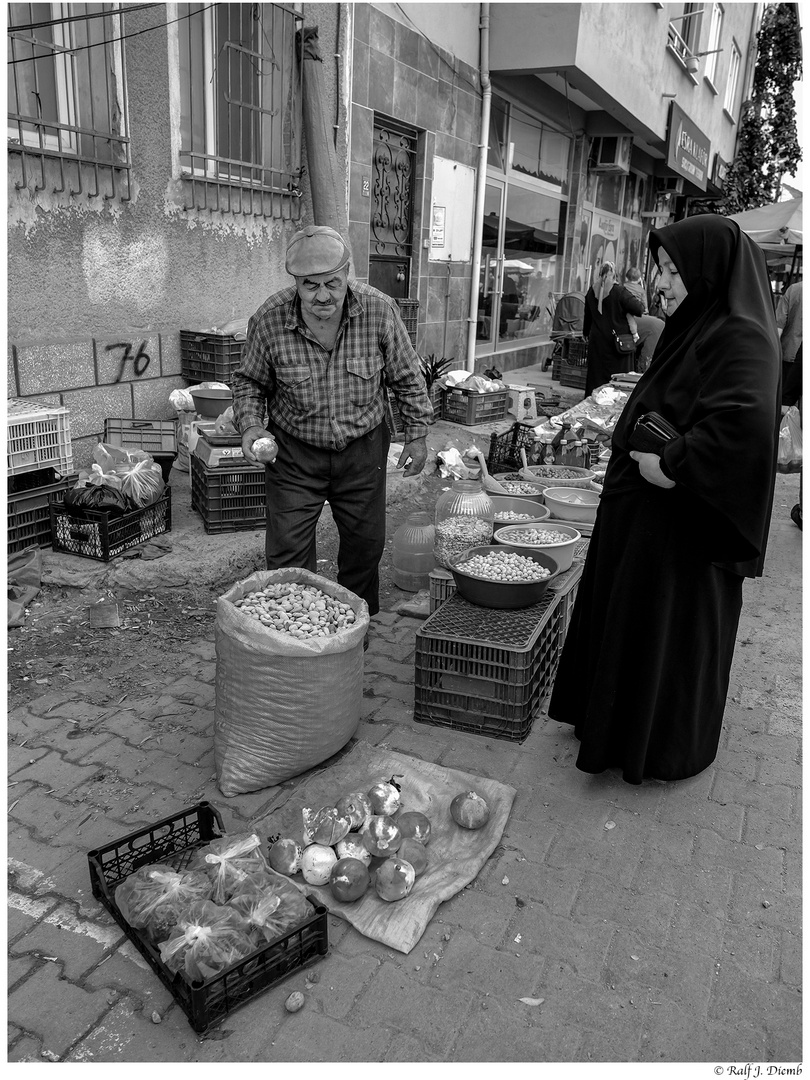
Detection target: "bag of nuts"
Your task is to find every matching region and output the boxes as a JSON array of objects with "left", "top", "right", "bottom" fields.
[{"left": 214, "top": 568, "right": 369, "bottom": 796}]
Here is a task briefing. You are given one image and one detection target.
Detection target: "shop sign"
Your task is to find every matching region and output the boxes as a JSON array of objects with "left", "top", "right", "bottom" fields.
[
  {"left": 595, "top": 214, "right": 618, "bottom": 239},
  {"left": 666, "top": 102, "right": 711, "bottom": 191},
  {"left": 711, "top": 153, "right": 729, "bottom": 190}
]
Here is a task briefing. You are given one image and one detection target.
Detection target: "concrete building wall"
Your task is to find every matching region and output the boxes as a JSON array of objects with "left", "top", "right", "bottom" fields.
[
  {"left": 349, "top": 2, "right": 482, "bottom": 364},
  {"left": 7, "top": 3, "right": 342, "bottom": 469}
]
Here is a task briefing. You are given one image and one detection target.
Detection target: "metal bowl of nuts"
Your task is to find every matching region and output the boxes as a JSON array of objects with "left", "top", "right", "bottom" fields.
[{"left": 449, "top": 544, "right": 560, "bottom": 609}]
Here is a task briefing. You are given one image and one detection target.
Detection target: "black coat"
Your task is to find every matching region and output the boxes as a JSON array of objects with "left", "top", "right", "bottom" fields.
[
  {"left": 582, "top": 284, "right": 644, "bottom": 394},
  {"left": 549, "top": 215, "right": 781, "bottom": 783}
]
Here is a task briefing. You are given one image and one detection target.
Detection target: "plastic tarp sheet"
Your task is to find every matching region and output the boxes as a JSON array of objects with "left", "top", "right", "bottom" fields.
[
  {"left": 258, "top": 742, "right": 516, "bottom": 954},
  {"left": 214, "top": 569, "right": 369, "bottom": 797}
]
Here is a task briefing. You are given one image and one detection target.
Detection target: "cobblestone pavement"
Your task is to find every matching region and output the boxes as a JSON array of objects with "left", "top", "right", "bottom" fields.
[{"left": 7, "top": 472, "right": 802, "bottom": 1067}]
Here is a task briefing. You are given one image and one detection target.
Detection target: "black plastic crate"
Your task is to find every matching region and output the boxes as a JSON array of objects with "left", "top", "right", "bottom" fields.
[
  {"left": 562, "top": 337, "right": 588, "bottom": 366},
  {"left": 487, "top": 422, "right": 544, "bottom": 472},
  {"left": 552, "top": 356, "right": 588, "bottom": 390},
  {"left": 49, "top": 488, "right": 172, "bottom": 562},
  {"left": 442, "top": 387, "right": 509, "bottom": 427},
  {"left": 8, "top": 466, "right": 61, "bottom": 495},
  {"left": 87, "top": 802, "right": 329, "bottom": 1034},
  {"left": 180, "top": 331, "right": 244, "bottom": 384},
  {"left": 190, "top": 454, "right": 266, "bottom": 533},
  {"left": 8, "top": 478, "right": 70, "bottom": 555},
  {"left": 395, "top": 298, "right": 419, "bottom": 346},
  {"left": 414, "top": 591, "right": 561, "bottom": 742},
  {"left": 548, "top": 558, "right": 585, "bottom": 648}
]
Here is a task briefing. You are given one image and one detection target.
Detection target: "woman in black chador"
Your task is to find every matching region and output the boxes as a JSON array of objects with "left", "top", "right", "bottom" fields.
[
  {"left": 582, "top": 261, "right": 645, "bottom": 395},
  {"left": 548, "top": 215, "right": 781, "bottom": 784}
]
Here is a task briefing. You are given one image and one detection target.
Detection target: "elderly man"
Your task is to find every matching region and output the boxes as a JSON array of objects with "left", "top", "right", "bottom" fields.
[{"left": 232, "top": 225, "right": 432, "bottom": 621}]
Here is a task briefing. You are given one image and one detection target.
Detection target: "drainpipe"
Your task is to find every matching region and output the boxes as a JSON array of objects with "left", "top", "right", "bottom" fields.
[{"left": 465, "top": 3, "right": 491, "bottom": 372}]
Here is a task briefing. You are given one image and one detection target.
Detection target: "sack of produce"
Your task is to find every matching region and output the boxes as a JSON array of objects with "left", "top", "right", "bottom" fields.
[
  {"left": 114, "top": 864, "right": 213, "bottom": 943},
  {"left": 158, "top": 899, "right": 258, "bottom": 982},
  {"left": 214, "top": 568, "right": 369, "bottom": 796},
  {"left": 228, "top": 871, "right": 314, "bottom": 943},
  {"left": 187, "top": 832, "right": 271, "bottom": 904}
]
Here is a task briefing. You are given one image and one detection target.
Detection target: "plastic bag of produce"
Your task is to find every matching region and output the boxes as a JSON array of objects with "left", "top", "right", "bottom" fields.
[
  {"left": 214, "top": 568, "right": 369, "bottom": 796},
  {"left": 187, "top": 832, "right": 270, "bottom": 904},
  {"left": 228, "top": 871, "right": 314, "bottom": 943},
  {"left": 158, "top": 900, "right": 257, "bottom": 981},
  {"left": 114, "top": 864, "right": 213, "bottom": 942},
  {"left": 63, "top": 482, "right": 130, "bottom": 517}
]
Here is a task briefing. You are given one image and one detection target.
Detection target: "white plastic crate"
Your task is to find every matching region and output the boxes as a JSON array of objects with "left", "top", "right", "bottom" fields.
[{"left": 7, "top": 399, "right": 73, "bottom": 477}]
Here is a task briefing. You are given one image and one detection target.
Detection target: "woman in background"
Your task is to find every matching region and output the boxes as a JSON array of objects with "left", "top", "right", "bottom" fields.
[
  {"left": 549, "top": 215, "right": 781, "bottom": 784},
  {"left": 582, "top": 261, "right": 645, "bottom": 395}
]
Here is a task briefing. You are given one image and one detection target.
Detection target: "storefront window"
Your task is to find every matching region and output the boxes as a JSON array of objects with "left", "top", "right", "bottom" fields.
[
  {"left": 498, "top": 183, "right": 566, "bottom": 342},
  {"left": 488, "top": 96, "right": 508, "bottom": 172},
  {"left": 510, "top": 113, "right": 570, "bottom": 192}
]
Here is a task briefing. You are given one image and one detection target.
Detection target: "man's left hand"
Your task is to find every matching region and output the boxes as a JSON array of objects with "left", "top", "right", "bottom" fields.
[{"left": 397, "top": 437, "right": 427, "bottom": 477}]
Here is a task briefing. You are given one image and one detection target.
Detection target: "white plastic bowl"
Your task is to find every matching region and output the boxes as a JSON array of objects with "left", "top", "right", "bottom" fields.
[
  {"left": 493, "top": 521, "right": 582, "bottom": 572},
  {"left": 543, "top": 486, "right": 601, "bottom": 524}
]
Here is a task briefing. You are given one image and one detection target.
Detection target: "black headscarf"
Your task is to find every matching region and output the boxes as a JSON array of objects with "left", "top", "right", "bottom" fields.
[{"left": 609, "top": 213, "right": 781, "bottom": 577}]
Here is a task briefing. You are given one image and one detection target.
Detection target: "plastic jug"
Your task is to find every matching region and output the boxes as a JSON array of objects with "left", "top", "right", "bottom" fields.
[
  {"left": 434, "top": 478, "right": 494, "bottom": 568},
  {"left": 392, "top": 512, "right": 436, "bottom": 591}
]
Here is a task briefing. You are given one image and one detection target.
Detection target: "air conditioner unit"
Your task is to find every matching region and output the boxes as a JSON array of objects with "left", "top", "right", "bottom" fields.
[
  {"left": 657, "top": 176, "right": 685, "bottom": 195},
  {"left": 590, "top": 135, "right": 633, "bottom": 174}
]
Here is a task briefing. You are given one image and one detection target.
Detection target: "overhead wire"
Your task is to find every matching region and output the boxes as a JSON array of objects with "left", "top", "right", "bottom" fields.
[
  {"left": 6, "top": 2, "right": 163, "bottom": 33},
  {"left": 7, "top": 2, "right": 217, "bottom": 64}
]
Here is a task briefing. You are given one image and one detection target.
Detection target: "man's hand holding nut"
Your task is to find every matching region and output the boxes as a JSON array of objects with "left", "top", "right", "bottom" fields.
[{"left": 241, "top": 426, "right": 278, "bottom": 465}]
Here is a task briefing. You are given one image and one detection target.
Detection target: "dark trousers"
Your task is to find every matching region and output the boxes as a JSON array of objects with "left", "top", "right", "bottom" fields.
[{"left": 263, "top": 423, "right": 390, "bottom": 615}]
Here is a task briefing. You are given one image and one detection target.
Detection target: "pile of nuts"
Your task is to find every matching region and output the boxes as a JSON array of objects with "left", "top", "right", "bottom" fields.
[
  {"left": 501, "top": 527, "right": 573, "bottom": 545},
  {"left": 434, "top": 516, "right": 493, "bottom": 567},
  {"left": 456, "top": 550, "right": 552, "bottom": 582},
  {"left": 494, "top": 510, "right": 535, "bottom": 522},
  {"left": 233, "top": 582, "right": 357, "bottom": 637},
  {"left": 497, "top": 481, "right": 544, "bottom": 495}
]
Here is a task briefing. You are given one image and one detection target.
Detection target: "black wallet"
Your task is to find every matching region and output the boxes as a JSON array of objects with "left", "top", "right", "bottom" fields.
[{"left": 629, "top": 412, "right": 681, "bottom": 454}]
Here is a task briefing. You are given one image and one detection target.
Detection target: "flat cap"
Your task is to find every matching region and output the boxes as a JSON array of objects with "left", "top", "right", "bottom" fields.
[{"left": 285, "top": 225, "right": 351, "bottom": 277}]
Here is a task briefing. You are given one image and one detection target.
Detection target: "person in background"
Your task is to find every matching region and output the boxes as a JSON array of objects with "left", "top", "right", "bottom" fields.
[
  {"left": 549, "top": 214, "right": 781, "bottom": 784},
  {"left": 776, "top": 279, "right": 802, "bottom": 405},
  {"left": 231, "top": 225, "right": 432, "bottom": 631},
  {"left": 582, "top": 261, "right": 645, "bottom": 395},
  {"left": 622, "top": 265, "right": 648, "bottom": 351}
]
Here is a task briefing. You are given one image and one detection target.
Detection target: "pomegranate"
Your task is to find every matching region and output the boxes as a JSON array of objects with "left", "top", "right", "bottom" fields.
[
  {"left": 329, "top": 857, "right": 371, "bottom": 903},
  {"left": 397, "top": 811, "right": 431, "bottom": 844},
  {"left": 397, "top": 837, "right": 428, "bottom": 876},
  {"left": 300, "top": 844, "right": 337, "bottom": 885},
  {"left": 361, "top": 815, "right": 402, "bottom": 857},
  {"left": 302, "top": 806, "right": 351, "bottom": 847},
  {"left": 267, "top": 837, "right": 303, "bottom": 875},
  {"left": 450, "top": 790, "right": 490, "bottom": 830},
  {"left": 335, "top": 792, "right": 372, "bottom": 832},
  {"left": 367, "top": 776, "right": 402, "bottom": 816},
  {"left": 334, "top": 835, "right": 372, "bottom": 866},
  {"left": 375, "top": 857, "right": 416, "bottom": 901}
]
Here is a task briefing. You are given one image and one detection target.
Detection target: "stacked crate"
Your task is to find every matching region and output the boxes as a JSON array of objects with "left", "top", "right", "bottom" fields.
[
  {"left": 7, "top": 399, "right": 74, "bottom": 556},
  {"left": 190, "top": 428, "right": 266, "bottom": 533},
  {"left": 413, "top": 591, "right": 561, "bottom": 743},
  {"left": 179, "top": 331, "right": 244, "bottom": 384}
]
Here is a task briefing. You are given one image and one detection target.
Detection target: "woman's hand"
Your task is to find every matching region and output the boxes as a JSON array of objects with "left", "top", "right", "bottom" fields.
[{"left": 629, "top": 451, "right": 676, "bottom": 489}]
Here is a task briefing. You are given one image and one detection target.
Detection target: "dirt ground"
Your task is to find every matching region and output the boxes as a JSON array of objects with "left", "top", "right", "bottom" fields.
[{"left": 7, "top": 470, "right": 449, "bottom": 713}]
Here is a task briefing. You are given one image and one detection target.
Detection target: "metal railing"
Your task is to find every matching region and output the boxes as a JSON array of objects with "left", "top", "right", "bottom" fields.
[{"left": 7, "top": 2, "right": 131, "bottom": 199}]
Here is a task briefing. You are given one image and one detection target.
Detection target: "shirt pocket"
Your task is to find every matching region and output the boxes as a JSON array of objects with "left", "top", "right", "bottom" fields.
[
  {"left": 275, "top": 363, "right": 315, "bottom": 411},
  {"left": 346, "top": 355, "right": 383, "bottom": 407}
]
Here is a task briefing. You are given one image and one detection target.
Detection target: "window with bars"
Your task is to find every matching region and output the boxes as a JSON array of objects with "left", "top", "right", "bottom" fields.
[
  {"left": 7, "top": 2, "right": 130, "bottom": 196},
  {"left": 176, "top": 2, "right": 303, "bottom": 217}
]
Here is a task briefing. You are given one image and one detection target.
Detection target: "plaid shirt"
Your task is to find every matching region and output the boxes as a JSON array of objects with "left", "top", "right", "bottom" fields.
[{"left": 232, "top": 281, "right": 433, "bottom": 451}]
